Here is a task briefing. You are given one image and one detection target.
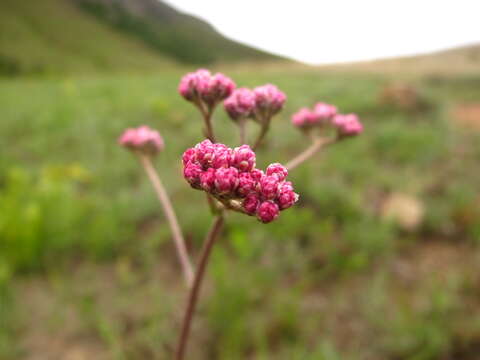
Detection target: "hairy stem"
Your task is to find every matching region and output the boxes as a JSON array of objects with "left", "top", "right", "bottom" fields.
[
  {"left": 138, "top": 154, "right": 194, "bottom": 287},
  {"left": 285, "top": 137, "right": 335, "bottom": 171},
  {"left": 175, "top": 215, "right": 225, "bottom": 360}
]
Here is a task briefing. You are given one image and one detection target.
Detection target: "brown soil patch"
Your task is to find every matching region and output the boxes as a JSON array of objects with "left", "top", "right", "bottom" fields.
[{"left": 452, "top": 103, "right": 480, "bottom": 130}]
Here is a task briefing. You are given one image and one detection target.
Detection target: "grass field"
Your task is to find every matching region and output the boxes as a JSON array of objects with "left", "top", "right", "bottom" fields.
[{"left": 1, "top": 66, "right": 480, "bottom": 359}]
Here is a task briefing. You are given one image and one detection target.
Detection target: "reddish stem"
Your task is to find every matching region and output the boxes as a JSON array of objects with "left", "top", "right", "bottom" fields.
[{"left": 175, "top": 215, "right": 225, "bottom": 360}]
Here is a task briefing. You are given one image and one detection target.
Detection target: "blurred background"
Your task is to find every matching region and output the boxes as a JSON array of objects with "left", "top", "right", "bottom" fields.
[{"left": 1, "top": 0, "right": 480, "bottom": 359}]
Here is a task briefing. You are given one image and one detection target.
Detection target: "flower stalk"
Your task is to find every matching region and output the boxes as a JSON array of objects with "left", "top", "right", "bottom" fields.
[
  {"left": 285, "top": 137, "right": 335, "bottom": 171},
  {"left": 138, "top": 153, "right": 194, "bottom": 287},
  {"left": 175, "top": 215, "right": 225, "bottom": 360}
]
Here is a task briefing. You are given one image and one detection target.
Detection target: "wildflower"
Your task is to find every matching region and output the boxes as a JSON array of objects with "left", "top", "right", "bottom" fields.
[
  {"left": 224, "top": 88, "right": 256, "bottom": 121},
  {"left": 253, "top": 84, "right": 286, "bottom": 121},
  {"left": 333, "top": 114, "right": 364, "bottom": 137},
  {"left": 182, "top": 140, "right": 298, "bottom": 223},
  {"left": 118, "top": 126, "right": 164, "bottom": 155},
  {"left": 179, "top": 69, "right": 235, "bottom": 109}
]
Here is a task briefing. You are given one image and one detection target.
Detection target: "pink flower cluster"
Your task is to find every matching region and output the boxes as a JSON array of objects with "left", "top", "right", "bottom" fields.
[
  {"left": 252, "top": 84, "right": 287, "bottom": 121},
  {"left": 182, "top": 140, "right": 298, "bottom": 223},
  {"left": 292, "top": 102, "right": 363, "bottom": 137},
  {"left": 118, "top": 125, "right": 164, "bottom": 155},
  {"left": 291, "top": 102, "right": 337, "bottom": 128},
  {"left": 178, "top": 69, "right": 235, "bottom": 108},
  {"left": 223, "top": 84, "right": 287, "bottom": 123},
  {"left": 332, "top": 114, "right": 364, "bottom": 137},
  {"left": 223, "top": 88, "right": 256, "bottom": 121}
]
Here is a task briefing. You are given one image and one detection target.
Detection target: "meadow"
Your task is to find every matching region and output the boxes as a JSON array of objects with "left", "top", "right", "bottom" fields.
[{"left": 1, "top": 66, "right": 480, "bottom": 359}]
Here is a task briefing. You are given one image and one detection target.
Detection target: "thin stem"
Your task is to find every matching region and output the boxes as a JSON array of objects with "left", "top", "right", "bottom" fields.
[
  {"left": 252, "top": 123, "right": 270, "bottom": 150},
  {"left": 285, "top": 137, "right": 335, "bottom": 171},
  {"left": 138, "top": 154, "right": 194, "bottom": 287},
  {"left": 238, "top": 118, "right": 247, "bottom": 145},
  {"left": 175, "top": 215, "right": 225, "bottom": 360},
  {"left": 197, "top": 103, "right": 216, "bottom": 142}
]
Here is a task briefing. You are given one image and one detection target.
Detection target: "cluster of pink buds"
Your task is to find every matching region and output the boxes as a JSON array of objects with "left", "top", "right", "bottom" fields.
[
  {"left": 223, "top": 88, "right": 256, "bottom": 121},
  {"left": 252, "top": 84, "right": 287, "bottom": 122},
  {"left": 118, "top": 125, "right": 164, "bottom": 155},
  {"left": 291, "top": 102, "right": 337, "bottom": 128},
  {"left": 178, "top": 69, "right": 236, "bottom": 109},
  {"left": 332, "top": 113, "right": 364, "bottom": 137},
  {"left": 182, "top": 140, "right": 298, "bottom": 223},
  {"left": 292, "top": 102, "right": 363, "bottom": 137}
]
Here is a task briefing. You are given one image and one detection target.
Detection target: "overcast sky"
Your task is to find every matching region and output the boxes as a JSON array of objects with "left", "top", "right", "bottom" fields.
[{"left": 164, "top": 0, "right": 480, "bottom": 64}]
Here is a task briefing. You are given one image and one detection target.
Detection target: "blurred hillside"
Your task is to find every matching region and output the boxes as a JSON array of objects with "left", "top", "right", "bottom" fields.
[
  {"left": 0, "top": 0, "right": 282, "bottom": 76},
  {"left": 324, "top": 43, "right": 480, "bottom": 75}
]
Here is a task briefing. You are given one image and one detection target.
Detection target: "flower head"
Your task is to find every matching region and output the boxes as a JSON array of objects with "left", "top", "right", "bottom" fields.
[
  {"left": 214, "top": 167, "right": 239, "bottom": 194},
  {"left": 333, "top": 114, "right": 364, "bottom": 137},
  {"left": 224, "top": 88, "right": 256, "bottom": 121},
  {"left": 314, "top": 102, "right": 337, "bottom": 120},
  {"left": 253, "top": 84, "right": 286, "bottom": 121},
  {"left": 182, "top": 140, "right": 298, "bottom": 223},
  {"left": 232, "top": 145, "right": 256, "bottom": 172},
  {"left": 183, "top": 162, "right": 203, "bottom": 189},
  {"left": 179, "top": 69, "right": 235, "bottom": 108},
  {"left": 118, "top": 126, "right": 164, "bottom": 155},
  {"left": 243, "top": 193, "right": 260, "bottom": 215},
  {"left": 277, "top": 181, "right": 299, "bottom": 210},
  {"left": 266, "top": 163, "right": 288, "bottom": 181},
  {"left": 291, "top": 102, "right": 337, "bottom": 129},
  {"left": 257, "top": 201, "right": 280, "bottom": 223}
]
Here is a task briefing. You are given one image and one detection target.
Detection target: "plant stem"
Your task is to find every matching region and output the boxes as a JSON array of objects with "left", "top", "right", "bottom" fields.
[
  {"left": 285, "top": 137, "right": 335, "bottom": 171},
  {"left": 138, "top": 154, "right": 194, "bottom": 287},
  {"left": 197, "top": 103, "right": 216, "bottom": 142},
  {"left": 175, "top": 215, "right": 225, "bottom": 360},
  {"left": 238, "top": 118, "right": 247, "bottom": 145},
  {"left": 252, "top": 123, "right": 270, "bottom": 150}
]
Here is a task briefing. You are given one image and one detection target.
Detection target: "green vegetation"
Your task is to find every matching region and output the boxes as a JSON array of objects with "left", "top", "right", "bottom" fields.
[
  {"left": 1, "top": 66, "right": 480, "bottom": 359},
  {"left": 0, "top": 0, "right": 281, "bottom": 76},
  {"left": 0, "top": 0, "right": 175, "bottom": 75},
  {"left": 78, "top": 0, "right": 282, "bottom": 65}
]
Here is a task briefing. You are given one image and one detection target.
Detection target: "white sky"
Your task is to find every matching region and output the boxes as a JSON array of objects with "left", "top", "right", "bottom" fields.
[{"left": 164, "top": 0, "right": 480, "bottom": 64}]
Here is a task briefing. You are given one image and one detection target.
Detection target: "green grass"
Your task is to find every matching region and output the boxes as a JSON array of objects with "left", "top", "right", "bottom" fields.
[{"left": 2, "top": 67, "right": 480, "bottom": 359}]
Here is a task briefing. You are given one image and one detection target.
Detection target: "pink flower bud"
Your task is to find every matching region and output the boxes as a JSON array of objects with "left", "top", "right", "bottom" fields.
[
  {"left": 183, "top": 163, "right": 203, "bottom": 189},
  {"left": 178, "top": 69, "right": 210, "bottom": 102},
  {"left": 118, "top": 126, "right": 164, "bottom": 155},
  {"left": 232, "top": 145, "right": 256, "bottom": 172},
  {"left": 214, "top": 167, "right": 239, "bottom": 195},
  {"left": 259, "top": 175, "right": 280, "bottom": 200},
  {"left": 333, "top": 114, "right": 364, "bottom": 137},
  {"left": 250, "top": 168, "right": 264, "bottom": 182},
  {"left": 198, "top": 72, "right": 235, "bottom": 106},
  {"left": 266, "top": 163, "right": 288, "bottom": 181},
  {"left": 182, "top": 148, "right": 196, "bottom": 165},
  {"left": 243, "top": 193, "right": 260, "bottom": 215},
  {"left": 237, "top": 172, "right": 256, "bottom": 196},
  {"left": 314, "top": 102, "right": 337, "bottom": 120},
  {"left": 253, "top": 84, "right": 286, "bottom": 120},
  {"left": 194, "top": 139, "right": 216, "bottom": 168},
  {"left": 224, "top": 88, "right": 256, "bottom": 121},
  {"left": 200, "top": 168, "right": 216, "bottom": 192},
  {"left": 211, "top": 144, "right": 232, "bottom": 169},
  {"left": 291, "top": 107, "right": 315, "bottom": 127},
  {"left": 257, "top": 201, "right": 280, "bottom": 223},
  {"left": 179, "top": 69, "right": 236, "bottom": 108},
  {"left": 277, "top": 181, "right": 299, "bottom": 210}
]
